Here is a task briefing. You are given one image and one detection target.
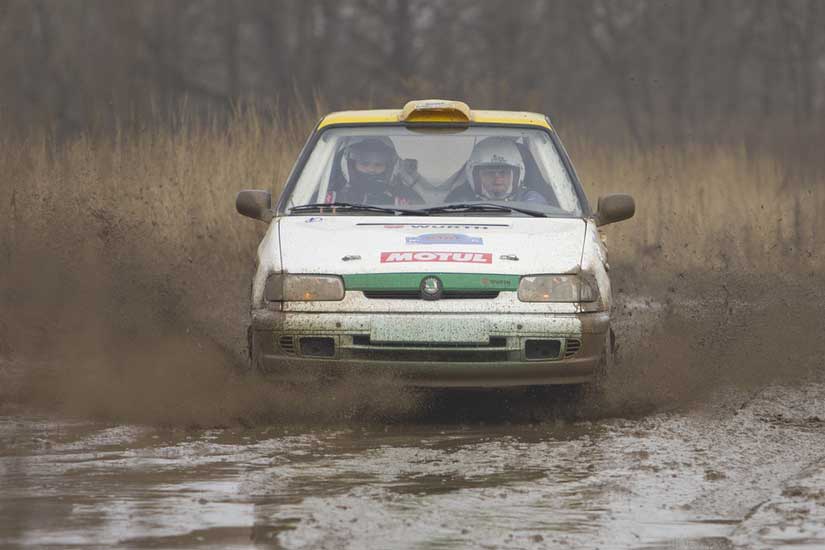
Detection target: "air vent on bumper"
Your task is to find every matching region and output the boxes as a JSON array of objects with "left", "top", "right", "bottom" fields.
[
  {"left": 564, "top": 338, "right": 582, "bottom": 358},
  {"left": 279, "top": 335, "right": 296, "bottom": 355}
]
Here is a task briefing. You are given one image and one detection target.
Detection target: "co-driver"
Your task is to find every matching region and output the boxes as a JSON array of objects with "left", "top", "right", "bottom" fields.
[{"left": 444, "top": 137, "right": 547, "bottom": 204}]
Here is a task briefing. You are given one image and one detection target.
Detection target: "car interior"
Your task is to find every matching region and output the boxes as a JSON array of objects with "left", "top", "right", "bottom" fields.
[{"left": 320, "top": 136, "right": 561, "bottom": 208}]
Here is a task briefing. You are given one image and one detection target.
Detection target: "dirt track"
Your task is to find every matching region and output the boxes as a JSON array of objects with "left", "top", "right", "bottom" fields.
[{"left": 2, "top": 380, "right": 825, "bottom": 549}]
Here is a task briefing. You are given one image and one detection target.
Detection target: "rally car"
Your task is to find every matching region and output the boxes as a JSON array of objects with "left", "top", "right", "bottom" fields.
[{"left": 236, "top": 100, "right": 634, "bottom": 387}]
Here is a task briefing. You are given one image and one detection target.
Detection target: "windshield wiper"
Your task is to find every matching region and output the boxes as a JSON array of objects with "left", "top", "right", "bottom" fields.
[
  {"left": 414, "top": 203, "right": 547, "bottom": 218},
  {"left": 289, "top": 202, "right": 424, "bottom": 216}
]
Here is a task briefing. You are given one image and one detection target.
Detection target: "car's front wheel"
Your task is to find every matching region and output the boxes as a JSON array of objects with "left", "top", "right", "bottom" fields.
[
  {"left": 245, "top": 325, "right": 263, "bottom": 374},
  {"left": 581, "top": 328, "right": 615, "bottom": 408}
]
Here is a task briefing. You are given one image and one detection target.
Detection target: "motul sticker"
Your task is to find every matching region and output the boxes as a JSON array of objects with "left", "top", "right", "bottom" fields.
[{"left": 380, "top": 251, "right": 493, "bottom": 264}]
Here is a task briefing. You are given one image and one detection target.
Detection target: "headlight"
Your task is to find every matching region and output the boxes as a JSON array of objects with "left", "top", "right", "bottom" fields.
[
  {"left": 265, "top": 274, "right": 345, "bottom": 301},
  {"left": 517, "top": 275, "right": 599, "bottom": 302}
]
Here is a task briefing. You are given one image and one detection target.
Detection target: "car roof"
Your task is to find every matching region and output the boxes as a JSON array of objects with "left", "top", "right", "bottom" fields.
[{"left": 318, "top": 99, "right": 552, "bottom": 130}]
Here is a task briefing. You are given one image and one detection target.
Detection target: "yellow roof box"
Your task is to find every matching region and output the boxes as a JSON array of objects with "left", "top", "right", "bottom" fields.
[{"left": 399, "top": 99, "right": 472, "bottom": 123}]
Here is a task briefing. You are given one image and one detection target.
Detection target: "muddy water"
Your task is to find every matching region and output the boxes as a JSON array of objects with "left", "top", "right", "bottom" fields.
[{"left": 2, "top": 379, "right": 825, "bottom": 550}]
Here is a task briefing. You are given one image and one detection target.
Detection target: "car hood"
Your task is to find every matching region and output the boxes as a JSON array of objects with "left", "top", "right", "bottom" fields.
[{"left": 277, "top": 216, "right": 586, "bottom": 275}]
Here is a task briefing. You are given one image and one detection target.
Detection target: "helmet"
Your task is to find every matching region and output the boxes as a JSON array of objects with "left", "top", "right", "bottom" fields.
[
  {"left": 464, "top": 137, "right": 525, "bottom": 200},
  {"left": 344, "top": 137, "right": 398, "bottom": 191}
]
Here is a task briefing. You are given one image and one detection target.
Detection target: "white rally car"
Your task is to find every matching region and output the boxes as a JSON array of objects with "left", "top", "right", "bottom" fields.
[{"left": 237, "top": 100, "right": 634, "bottom": 388}]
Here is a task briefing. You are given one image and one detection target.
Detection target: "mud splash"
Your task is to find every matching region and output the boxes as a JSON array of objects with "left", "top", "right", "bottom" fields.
[
  {"left": 0, "top": 239, "right": 420, "bottom": 426},
  {"left": 594, "top": 267, "right": 825, "bottom": 418},
  {"left": 1, "top": 131, "right": 823, "bottom": 427},
  {"left": 3, "top": 242, "right": 822, "bottom": 427}
]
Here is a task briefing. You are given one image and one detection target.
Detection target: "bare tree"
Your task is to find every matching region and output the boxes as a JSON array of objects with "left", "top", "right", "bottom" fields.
[{"left": 0, "top": 0, "right": 822, "bottom": 142}]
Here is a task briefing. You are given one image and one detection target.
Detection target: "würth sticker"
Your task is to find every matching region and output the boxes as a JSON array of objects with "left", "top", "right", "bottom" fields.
[
  {"left": 381, "top": 251, "right": 492, "bottom": 264},
  {"left": 405, "top": 233, "right": 483, "bottom": 245}
]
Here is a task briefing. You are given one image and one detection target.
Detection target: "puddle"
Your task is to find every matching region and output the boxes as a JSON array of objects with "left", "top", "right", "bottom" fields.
[{"left": 3, "top": 382, "right": 825, "bottom": 549}]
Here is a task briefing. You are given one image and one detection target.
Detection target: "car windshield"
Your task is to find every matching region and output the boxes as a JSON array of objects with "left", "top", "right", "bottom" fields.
[{"left": 282, "top": 126, "right": 583, "bottom": 217}]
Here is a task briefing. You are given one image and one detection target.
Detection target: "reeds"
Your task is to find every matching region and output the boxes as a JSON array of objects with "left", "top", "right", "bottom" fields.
[
  {"left": 567, "top": 138, "right": 823, "bottom": 273},
  {"left": 1, "top": 109, "right": 822, "bottom": 281}
]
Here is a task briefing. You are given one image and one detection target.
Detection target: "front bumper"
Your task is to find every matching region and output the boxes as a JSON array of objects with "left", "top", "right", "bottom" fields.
[{"left": 249, "top": 310, "right": 609, "bottom": 388}]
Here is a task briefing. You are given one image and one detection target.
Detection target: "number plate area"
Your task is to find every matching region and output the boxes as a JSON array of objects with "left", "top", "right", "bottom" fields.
[{"left": 370, "top": 316, "right": 489, "bottom": 344}]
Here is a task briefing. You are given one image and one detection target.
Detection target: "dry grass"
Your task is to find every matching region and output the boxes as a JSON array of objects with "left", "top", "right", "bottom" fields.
[
  {"left": 0, "top": 110, "right": 313, "bottom": 361},
  {"left": 1, "top": 109, "right": 823, "bottom": 421},
  {"left": 567, "top": 139, "right": 823, "bottom": 274},
  {"left": 0, "top": 110, "right": 822, "bottom": 359},
  {"left": 2, "top": 112, "right": 822, "bottom": 276},
  {"left": 2, "top": 111, "right": 308, "bottom": 264}
]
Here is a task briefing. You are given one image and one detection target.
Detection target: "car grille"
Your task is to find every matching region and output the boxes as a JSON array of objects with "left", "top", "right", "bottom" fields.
[
  {"left": 362, "top": 290, "right": 499, "bottom": 300},
  {"left": 351, "top": 335, "right": 507, "bottom": 348},
  {"left": 343, "top": 335, "right": 512, "bottom": 362},
  {"left": 345, "top": 348, "right": 511, "bottom": 362}
]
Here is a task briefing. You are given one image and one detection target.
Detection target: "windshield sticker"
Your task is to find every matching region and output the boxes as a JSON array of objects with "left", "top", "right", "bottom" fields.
[
  {"left": 405, "top": 233, "right": 483, "bottom": 245},
  {"left": 381, "top": 251, "right": 493, "bottom": 264}
]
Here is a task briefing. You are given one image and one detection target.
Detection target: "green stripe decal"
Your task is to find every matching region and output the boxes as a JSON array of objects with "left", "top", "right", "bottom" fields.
[{"left": 343, "top": 273, "right": 520, "bottom": 291}]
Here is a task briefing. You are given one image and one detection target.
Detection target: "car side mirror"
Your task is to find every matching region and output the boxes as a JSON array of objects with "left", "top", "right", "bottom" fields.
[
  {"left": 236, "top": 190, "right": 274, "bottom": 222},
  {"left": 595, "top": 193, "right": 635, "bottom": 227}
]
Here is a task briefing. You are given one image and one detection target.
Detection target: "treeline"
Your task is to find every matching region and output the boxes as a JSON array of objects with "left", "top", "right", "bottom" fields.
[{"left": 1, "top": 0, "right": 823, "bottom": 144}]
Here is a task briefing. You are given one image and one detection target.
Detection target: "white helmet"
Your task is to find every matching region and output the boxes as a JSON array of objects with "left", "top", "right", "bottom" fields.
[{"left": 464, "top": 137, "right": 525, "bottom": 199}]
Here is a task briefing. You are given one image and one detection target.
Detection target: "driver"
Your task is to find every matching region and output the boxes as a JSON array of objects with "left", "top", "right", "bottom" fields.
[
  {"left": 330, "top": 137, "right": 423, "bottom": 206},
  {"left": 444, "top": 137, "right": 547, "bottom": 204}
]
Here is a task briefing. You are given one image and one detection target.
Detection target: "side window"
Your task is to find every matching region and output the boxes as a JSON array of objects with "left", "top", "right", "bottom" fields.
[
  {"left": 518, "top": 141, "right": 559, "bottom": 206},
  {"left": 327, "top": 146, "right": 347, "bottom": 194},
  {"left": 528, "top": 134, "right": 579, "bottom": 212},
  {"left": 286, "top": 134, "right": 338, "bottom": 208}
]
